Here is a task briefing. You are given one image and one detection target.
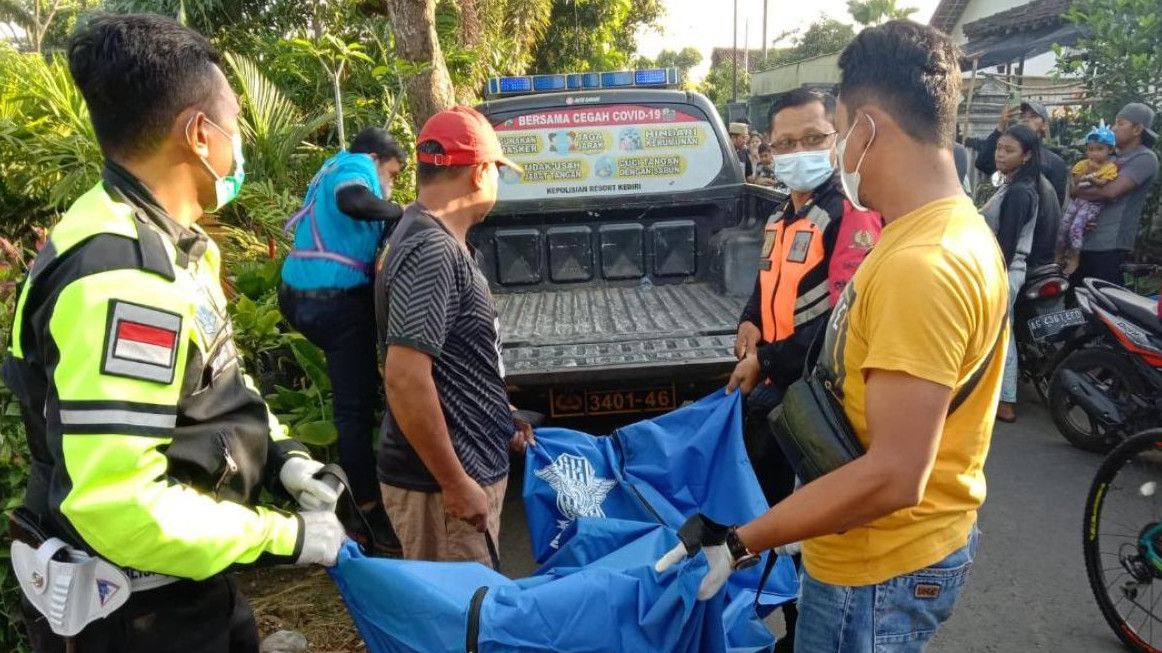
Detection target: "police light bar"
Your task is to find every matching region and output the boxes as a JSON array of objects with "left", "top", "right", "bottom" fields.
[{"left": 486, "top": 67, "right": 680, "bottom": 97}]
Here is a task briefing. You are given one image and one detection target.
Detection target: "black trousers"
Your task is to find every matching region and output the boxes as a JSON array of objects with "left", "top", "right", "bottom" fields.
[
  {"left": 279, "top": 283, "right": 382, "bottom": 506},
  {"left": 1072, "top": 249, "right": 1126, "bottom": 287},
  {"left": 23, "top": 575, "right": 258, "bottom": 653},
  {"left": 743, "top": 383, "right": 798, "bottom": 507},
  {"left": 741, "top": 382, "right": 800, "bottom": 652}
]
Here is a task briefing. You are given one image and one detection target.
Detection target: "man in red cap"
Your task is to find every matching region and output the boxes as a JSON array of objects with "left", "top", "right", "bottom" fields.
[{"left": 373, "top": 106, "right": 532, "bottom": 564}]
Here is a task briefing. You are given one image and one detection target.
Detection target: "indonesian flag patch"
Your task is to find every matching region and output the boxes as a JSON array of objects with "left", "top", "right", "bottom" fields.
[{"left": 101, "top": 301, "right": 182, "bottom": 384}]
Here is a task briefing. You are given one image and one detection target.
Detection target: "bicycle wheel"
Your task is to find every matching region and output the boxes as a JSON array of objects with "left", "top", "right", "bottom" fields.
[{"left": 1084, "top": 429, "right": 1162, "bottom": 652}]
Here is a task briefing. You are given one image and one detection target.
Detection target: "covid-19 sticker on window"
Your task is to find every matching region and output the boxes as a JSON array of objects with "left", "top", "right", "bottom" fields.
[{"left": 493, "top": 104, "right": 725, "bottom": 201}]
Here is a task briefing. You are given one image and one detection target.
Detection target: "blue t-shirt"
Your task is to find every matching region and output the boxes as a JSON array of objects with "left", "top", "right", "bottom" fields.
[{"left": 282, "top": 151, "right": 386, "bottom": 290}]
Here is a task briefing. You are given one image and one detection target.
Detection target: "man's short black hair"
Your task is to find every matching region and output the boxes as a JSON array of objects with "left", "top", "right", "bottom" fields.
[
  {"left": 351, "top": 127, "right": 406, "bottom": 164},
  {"left": 837, "top": 20, "right": 961, "bottom": 147},
  {"left": 758, "top": 143, "right": 771, "bottom": 155},
  {"left": 68, "top": 13, "right": 223, "bottom": 159},
  {"left": 767, "top": 88, "right": 837, "bottom": 131},
  {"left": 415, "top": 140, "right": 471, "bottom": 187}
]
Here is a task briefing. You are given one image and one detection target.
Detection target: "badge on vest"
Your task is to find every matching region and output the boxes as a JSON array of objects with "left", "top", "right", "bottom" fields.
[
  {"left": 787, "top": 231, "right": 814, "bottom": 264},
  {"left": 101, "top": 301, "right": 181, "bottom": 384}
]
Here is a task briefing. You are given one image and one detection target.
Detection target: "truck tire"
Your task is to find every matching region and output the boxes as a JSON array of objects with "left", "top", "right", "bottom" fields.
[{"left": 1049, "top": 348, "right": 1145, "bottom": 453}]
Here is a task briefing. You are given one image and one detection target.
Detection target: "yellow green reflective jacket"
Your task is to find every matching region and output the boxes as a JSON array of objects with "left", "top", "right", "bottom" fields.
[{"left": 3, "top": 169, "right": 308, "bottom": 580}]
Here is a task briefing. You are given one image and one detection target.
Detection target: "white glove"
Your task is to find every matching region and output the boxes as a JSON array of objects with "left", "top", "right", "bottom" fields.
[
  {"left": 654, "top": 514, "right": 735, "bottom": 601},
  {"left": 280, "top": 457, "right": 340, "bottom": 512},
  {"left": 295, "top": 511, "right": 345, "bottom": 567}
]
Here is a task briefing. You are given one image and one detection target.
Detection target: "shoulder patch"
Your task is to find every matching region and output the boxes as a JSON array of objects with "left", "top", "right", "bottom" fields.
[{"left": 101, "top": 301, "right": 182, "bottom": 384}]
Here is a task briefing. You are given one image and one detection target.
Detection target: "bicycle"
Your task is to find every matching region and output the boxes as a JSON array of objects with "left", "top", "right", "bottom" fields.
[{"left": 1084, "top": 428, "right": 1162, "bottom": 652}]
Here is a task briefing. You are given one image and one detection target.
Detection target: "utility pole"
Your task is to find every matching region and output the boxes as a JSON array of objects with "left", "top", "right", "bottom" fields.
[
  {"left": 732, "top": 0, "right": 738, "bottom": 102},
  {"left": 762, "top": 0, "right": 768, "bottom": 65}
]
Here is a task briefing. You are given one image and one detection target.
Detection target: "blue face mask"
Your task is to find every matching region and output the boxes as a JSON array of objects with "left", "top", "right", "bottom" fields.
[{"left": 773, "top": 149, "right": 834, "bottom": 192}]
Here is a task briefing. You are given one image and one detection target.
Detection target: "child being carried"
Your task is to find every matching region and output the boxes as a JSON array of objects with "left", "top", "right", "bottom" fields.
[{"left": 1059, "top": 122, "right": 1118, "bottom": 274}]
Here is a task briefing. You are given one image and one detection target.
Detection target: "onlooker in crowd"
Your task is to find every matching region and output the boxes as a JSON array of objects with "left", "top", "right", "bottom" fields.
[
  {"left": 1073, "top": 102, "right": 1159, "bottom": 285},
  {"left": 980, "top": 124, "right": 1042, "bottom": 423},
  {"left": 656, "top": 22, "right": 1008, "bottom": 650},
  {"left": 975, "top": 100, "right": 1068, "bottom": 206},
  {"left": 727, "top": 87, "right": 882, "bottom": 650},
  {"left": 730, "top": 122, "right": 755, "bottom": 181},
  {"left": 753, "top": 143, "right": 778, "bottom": 186},
  {"left": 374, "top": 107, "right": 533, "bottom": 564},
  {"left": 1058, "top": 122, "right": 1119, "bottom": 274},
  {"left": 280, "top": 127, "right": 406, "bottom": 553}
]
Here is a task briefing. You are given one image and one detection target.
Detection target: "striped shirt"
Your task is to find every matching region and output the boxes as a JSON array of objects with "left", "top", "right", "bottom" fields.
[{"left": 375, "top": 205, "right": 512, "bottom": 491}]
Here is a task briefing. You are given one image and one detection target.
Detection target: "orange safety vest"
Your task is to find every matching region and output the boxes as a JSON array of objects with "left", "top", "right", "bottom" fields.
[
  {"left": 759, "top": 203, "right": 831, "bottom": 344},
  {"left": 758, "top": 197, "right": 881, "bottom": 344}
]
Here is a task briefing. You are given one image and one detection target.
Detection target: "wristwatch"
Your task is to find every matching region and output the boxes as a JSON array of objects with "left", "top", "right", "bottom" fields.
[{"left": 726, "top": 528, "right": 761, "bottom": 570}]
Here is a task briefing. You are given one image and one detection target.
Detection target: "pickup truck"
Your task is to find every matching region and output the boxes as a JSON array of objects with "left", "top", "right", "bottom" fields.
[{"left": 474, "top": 86, "right": 786, "bottom": 423}]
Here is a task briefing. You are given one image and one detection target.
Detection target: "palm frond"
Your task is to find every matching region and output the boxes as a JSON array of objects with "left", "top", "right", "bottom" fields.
[{"left": 225, "top": 52, "right": 334, "bottom": 189}]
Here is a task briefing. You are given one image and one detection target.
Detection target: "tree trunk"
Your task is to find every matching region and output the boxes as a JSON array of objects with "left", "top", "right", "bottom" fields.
[{"left": 382, "top": 0, "right": 456, "bottom": 132}]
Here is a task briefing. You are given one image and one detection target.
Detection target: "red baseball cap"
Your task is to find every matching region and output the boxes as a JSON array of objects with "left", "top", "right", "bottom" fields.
[{"left": 416, "top": 106, "right": 523, "bottom": 174}]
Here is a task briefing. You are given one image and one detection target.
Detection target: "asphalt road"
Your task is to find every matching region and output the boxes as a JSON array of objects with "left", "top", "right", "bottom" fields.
[{"left": 496, "top": 398, "right": 1131, "bottom": 653}]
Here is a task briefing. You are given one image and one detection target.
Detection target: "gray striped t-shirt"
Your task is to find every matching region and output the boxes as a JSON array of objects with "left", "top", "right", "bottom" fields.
[{"left": 375, "top": 205, "right": 512, "bottom": 491}]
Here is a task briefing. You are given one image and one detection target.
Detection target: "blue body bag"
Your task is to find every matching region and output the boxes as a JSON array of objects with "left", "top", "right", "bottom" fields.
[{"left": 329, "top": 391, "right": 798, "bottom": 652}]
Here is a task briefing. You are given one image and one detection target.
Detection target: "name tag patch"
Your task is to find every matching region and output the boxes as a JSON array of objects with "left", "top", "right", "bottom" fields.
[
  {"left": 787, "top": 231, "right": 813, "bottom": 264},
  {"left": 914, "top": 583, "right": 941, "bottom": 599},
  {"left": 102, "top": 301, "right": 181, "bottom": 384}
]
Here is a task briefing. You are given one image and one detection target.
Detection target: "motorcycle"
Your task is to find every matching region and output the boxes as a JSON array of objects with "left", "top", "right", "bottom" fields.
[
  {"left": 1014, "top": 263, "right": 1076, "bottom": 402},
  {"left": 1048, "top": 273, "right": 1162, "bottom": 453}
]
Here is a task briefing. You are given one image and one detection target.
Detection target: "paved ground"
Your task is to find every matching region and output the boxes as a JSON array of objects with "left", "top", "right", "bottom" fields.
[{"left": 497, "top": 396, "right": 1132, "bottom": 652}]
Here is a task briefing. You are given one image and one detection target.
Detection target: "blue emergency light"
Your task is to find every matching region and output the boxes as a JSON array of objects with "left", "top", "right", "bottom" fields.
[{"left": 485, "top": 67, "right": 679, "bottom": 97}]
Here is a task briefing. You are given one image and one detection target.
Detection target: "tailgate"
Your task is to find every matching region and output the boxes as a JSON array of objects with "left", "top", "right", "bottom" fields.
[{"left": 498, "top": 283, "right": 744, "bottom": 385}]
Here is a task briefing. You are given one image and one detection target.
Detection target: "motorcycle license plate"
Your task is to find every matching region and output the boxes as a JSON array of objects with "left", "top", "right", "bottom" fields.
[{"left": 1028, "top": 308, "right": 1085, "bottom": 341}]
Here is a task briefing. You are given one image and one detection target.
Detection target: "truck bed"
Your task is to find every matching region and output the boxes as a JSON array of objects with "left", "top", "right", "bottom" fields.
[{"left": 497, "top": 282, "right": 745, "bottom": 385}]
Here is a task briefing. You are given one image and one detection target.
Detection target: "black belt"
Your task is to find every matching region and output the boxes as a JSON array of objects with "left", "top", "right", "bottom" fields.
[{"left": 278, "top": 282, "right": 370, "bottom": 301}]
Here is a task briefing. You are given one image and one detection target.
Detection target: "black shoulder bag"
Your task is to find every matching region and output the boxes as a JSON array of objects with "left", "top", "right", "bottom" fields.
[{"left": 768, "top": 310, "right": 1008, "bottom": 484}]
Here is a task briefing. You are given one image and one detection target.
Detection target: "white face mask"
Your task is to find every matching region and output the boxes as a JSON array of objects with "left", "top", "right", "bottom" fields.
[
  {"left": 773, "top": 149, "right": 835, "bottom": 192},
  {"left": 836, "top": 113, "right": 875, "bottom": 212}
]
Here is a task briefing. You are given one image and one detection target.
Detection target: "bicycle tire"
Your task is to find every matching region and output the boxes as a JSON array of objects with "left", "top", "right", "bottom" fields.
[{"left": 1084, "top": 429, "right": 1162, "bottom": 653}]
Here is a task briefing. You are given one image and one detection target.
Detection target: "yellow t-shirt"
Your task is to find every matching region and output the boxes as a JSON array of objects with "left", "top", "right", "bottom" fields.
[
  {"left": 1071, "top": 159, "right": 1119, "bottom": 183},
  {"left": 801, "top": 195, "right": 1009, "bottom": 586}
]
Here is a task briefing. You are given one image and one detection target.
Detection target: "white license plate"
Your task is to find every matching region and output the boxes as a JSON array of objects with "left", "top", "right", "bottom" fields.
[{"left": 1028, "top": 308, "right": 1085, "bottom": 341}]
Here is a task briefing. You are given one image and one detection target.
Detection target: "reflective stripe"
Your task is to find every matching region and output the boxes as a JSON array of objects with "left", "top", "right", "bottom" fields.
[
  {"left": 59, "top": 409, "right": 177, "bottom": 430},
  {"left": 793, "top": 293, "right": 831, "bottom": 327},
  {"left": 805, "top": 205, "right": 833, "bottom": 232},
  {"left": 794, "top": 281, "right": 829, "bottom": 310}
]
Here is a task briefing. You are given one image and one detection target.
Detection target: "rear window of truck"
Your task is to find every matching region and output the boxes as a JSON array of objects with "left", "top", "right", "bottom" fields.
[{"left": 493, "top": 103, "right": 725, "bottom": 201}]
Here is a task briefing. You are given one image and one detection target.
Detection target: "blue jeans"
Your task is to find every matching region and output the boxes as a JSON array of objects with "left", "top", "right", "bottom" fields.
[{"left": 794, "top": 527, "right": 979, "bottom": 653}]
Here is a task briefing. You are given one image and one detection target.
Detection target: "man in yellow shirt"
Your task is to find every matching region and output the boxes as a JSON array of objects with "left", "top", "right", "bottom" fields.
[{"left": 654, "top": 21, "right": 1008, "bottom": 650}]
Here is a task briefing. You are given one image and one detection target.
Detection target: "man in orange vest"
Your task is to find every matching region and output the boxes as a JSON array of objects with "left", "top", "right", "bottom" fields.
[
  {"left": 729, "top": 88, "right": 883, "bottom": 503},
  {"left": 726, "top": 87, "right": 882, "bottom": 652}
]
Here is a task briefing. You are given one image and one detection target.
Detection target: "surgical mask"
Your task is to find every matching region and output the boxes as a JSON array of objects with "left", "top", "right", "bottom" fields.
[
  {"left": 189, "top": 116, "right": 245, "bottom": 211},
  {"left": 836, "top": 113, "right": 875, "bottom": 212},
  {"left": 773, "top": 149, "right": 834, "bottom": 192}
]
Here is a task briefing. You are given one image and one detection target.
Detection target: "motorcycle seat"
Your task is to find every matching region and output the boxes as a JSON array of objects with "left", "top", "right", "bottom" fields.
[
  {"left": 1025, "top": 263, "right": 1065, "bottom": 282},
  {"left": 1097, "top": 285, "right": 1162, "bottom": 336}
]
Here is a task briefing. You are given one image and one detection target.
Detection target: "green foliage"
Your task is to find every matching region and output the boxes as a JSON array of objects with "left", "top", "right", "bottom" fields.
[
  {"left": 1058, "top": 0, "right": 1162, "bottom": 256},
  {"left": 0, "top": 45, "right": 101, "bottom": 237},
  {"left": 847, "top": 0, "right": 917, "bottom": 27},
  {"left": 265, "top": 334, "right": 337, "bottom": 447},
  {"left": 633, "top": 47, "right": 702, "bottom": 84},
  {"left": 699, "top": 60, "right": 749, "bottom": 120},
  {"left": 0, "top": 241, "right": 30, "bottom": 652},
  {"left": 757, "top": 17, "right": 855, "bottom": 71},
  {"left": 530, "top": 0, "right": 663, "bottom": 73}
]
